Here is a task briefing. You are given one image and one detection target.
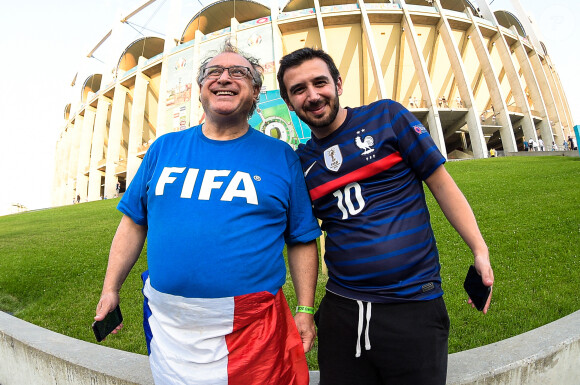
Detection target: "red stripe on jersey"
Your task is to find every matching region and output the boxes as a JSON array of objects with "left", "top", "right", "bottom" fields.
[
  {"left": 226, "top": 290, "right": 309, "bottom": 385},
  {"left": 309, "top": 151, "right": 403, "bottom": 201}
]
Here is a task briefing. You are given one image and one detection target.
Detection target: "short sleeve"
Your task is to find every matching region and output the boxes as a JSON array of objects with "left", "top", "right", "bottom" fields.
[
  {"left": 389, "top": 101, "right": 445, "bottom": 180},
  {"left": 117, "top": 144, "right": 158, "bottom": 226},
  {"left": 285, "top": 155, "right": 322, "bottom": 245}
]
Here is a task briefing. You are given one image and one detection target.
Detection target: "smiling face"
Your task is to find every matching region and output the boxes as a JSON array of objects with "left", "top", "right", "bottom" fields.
[
  {"left": 281, "top": 58, "right": 344, "bottom": 138},
  {"left": 199, "top": 52, "right": 260, "bottom": 124}
]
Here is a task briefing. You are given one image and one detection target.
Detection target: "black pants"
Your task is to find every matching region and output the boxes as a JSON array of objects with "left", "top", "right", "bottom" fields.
[{"left": 316, "top": 291, "right": 450, "bottom": 385}]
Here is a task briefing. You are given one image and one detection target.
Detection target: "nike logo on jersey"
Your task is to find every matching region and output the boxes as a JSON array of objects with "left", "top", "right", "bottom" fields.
[
  {"left": 304, "top": 162, "right": 317, "bottom": 177},
  {"left": 155, "top": 167, "right": 258, "bottom": 205}
]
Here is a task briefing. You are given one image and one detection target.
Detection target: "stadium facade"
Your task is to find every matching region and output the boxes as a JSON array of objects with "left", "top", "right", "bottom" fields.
[{"left": 53, "top": 0, "right": 575, "bottom": 206}]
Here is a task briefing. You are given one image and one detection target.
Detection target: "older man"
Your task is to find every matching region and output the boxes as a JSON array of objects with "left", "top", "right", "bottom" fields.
[{"left": 95, "top": 41, "right": 321, "bottom": 385}]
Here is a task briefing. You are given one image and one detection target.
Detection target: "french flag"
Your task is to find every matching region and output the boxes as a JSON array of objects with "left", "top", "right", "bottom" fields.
[{"left": 142, "top": 274, "right": 309, "bottom": 384}]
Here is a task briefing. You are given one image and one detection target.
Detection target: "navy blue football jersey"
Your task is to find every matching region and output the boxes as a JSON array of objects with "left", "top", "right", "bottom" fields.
[{"left": 296, "top": 99, "right": 446, "bottom": 303}]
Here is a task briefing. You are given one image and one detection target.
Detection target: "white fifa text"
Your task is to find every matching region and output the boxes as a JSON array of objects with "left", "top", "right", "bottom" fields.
[{"left": 155, "top": 167, "right": 259, "bottom": 205}]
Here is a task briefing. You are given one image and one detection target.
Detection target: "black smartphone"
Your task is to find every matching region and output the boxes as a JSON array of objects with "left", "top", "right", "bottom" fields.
[
  {"left": 92, "top": 305, "right": 123, "bottom": 342},
  {"left": 463, "top": 265, "right": 491, "bottom": 311}
]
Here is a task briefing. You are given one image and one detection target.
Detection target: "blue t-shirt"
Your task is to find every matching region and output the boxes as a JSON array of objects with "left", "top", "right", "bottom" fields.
[
  {"left": 119, "top": 125, "right": 321, "bottom": 298},
  {"left": 296, "top": 100, "right": 446, "bottom": 303}
]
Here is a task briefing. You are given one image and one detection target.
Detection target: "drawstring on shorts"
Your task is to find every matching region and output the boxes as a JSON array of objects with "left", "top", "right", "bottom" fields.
[{"left": 355, "top": 301, "right": 372, "bottom": 357}]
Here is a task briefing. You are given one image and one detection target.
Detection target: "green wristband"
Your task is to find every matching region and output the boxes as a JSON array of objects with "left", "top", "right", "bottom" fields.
[{"left": 296, "top": 306, "right": 315, "bottom": 314}]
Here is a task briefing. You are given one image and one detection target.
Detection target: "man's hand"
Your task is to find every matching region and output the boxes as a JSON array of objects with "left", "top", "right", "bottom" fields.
[
  {"left": 294, "top": 312, "right": 316, "bottom": 353},
  {"left": 94, "top": 292, "right": 123, "bottom": 336},
  {"left": 287, "top": 240, "right": 318, "bottom": 352},
  {"left": 470, "top": 257, "right": 494, "bottom": 314},
  {"left": 93, "top": 215, "right": 147, "bottom": 337}
]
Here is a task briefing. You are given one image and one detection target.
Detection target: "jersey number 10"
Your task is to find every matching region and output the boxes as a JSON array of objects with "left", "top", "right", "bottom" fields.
[{"left": 333, "top": 182, "right": 365, "bottom": 219}]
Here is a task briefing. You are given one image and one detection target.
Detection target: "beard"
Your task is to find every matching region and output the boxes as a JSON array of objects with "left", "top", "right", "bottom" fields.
[{"left": 293, "top": 88, "right": 340, "bottom": 129}]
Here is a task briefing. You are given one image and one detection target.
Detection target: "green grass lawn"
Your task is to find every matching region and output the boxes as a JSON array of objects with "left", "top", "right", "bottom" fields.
[{"left": 1, "top": 156, "right": 579, "bottom": 370}]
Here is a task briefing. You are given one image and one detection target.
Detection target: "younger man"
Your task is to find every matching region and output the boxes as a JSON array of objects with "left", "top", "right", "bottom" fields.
[{"left": 278, "top": 48, "right": 494, "bottom": 385}]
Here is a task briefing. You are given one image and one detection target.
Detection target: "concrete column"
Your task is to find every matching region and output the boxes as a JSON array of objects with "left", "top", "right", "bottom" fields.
[
  {"left": 425, "top": 21, "right": 440, "bottom": 80},
  {"left": 543, "top": 57, "right": 571, "bottom": 138},
  {"left": 156, "top": 55, "right": 171, "bottom": 138},
  {"left": 59, "top": 127, "right": 72, "bottom": 205},
  {"left": 51, "top": 139, "right": 60, "bottom": 207},
  {"left": 88, "top": 96, "right": 111, "bottom": 201},
  {"left": 67, "top": 115, "right": 84, "bottom": 201},
  {"left": 156, "top": 0, "right": 182, "bottom": 137},
  {"left": 59, "top": 137, "right": 69, "bottom": 206},
  {"left": 553, "top": 69, "right": 574, "bottom": 138},
  {"left": 466, "top": 10, "right": 517, "bottom": 152},
  {"left": 126, "top": 57, "right": 150, "bottom": 185},
  {"left": 52, "top": 137, "right": 65, "bottom": 207},
  {"left": 190, "top": 29, "right": 204, "bottom": 125},
  {"left": 491, "top": 28, "right": 538, "bottom": 147},
  {"left": 230, "top": 17, "right": 239, "bottom": 46},
  {"left": 270, "top": 0, "right": 284, "bottom": 89},
  {"left": 511, "top": 30, "right": 551, "bottom": 145},
  {"left": 76, "top": 107, "right": 97, "bottom": 202},
  {"left": 155, "top": 0, "right": 182, "bottom": 138},
  {"left": 313, "top": 0, "right": 328, "bottom": 51},
  {"left": 104, "top": 84, "right": 129, "bottom": 199},
  {"left": 397, "top": 0, "right": 446, "bottom": 157},
  {"left": 551, "top": 79, "right": 571, "bottom": 140},
  {"left": 527, "top": 50, "right": 563, "bottom": 143},
  {"left": 358, "top": 0, "right": 387, "bottom": 99},
  {"left": 434, "top": 0, "right": 486, "bottom": 158},
  {"left": 393, "top": 22, "right": 404, "bottom": 102},
  {"left": 52, "top": 130, "right": 66, "bottom": 207},
  {"left": 508, "top": 0, "right": 543, "bottom": 54}
]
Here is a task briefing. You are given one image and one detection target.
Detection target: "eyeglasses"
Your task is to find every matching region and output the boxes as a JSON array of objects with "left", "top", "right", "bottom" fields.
[{"left": 203, "top": 65, "right": 252, "bottom": 80}]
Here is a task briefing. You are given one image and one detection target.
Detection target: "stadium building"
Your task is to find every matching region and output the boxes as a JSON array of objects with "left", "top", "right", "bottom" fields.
[{"left": 53, "top": 0, "right": 574, "bottom": 206}]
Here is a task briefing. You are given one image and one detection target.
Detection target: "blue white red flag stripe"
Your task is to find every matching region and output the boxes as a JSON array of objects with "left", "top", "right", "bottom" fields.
[
  {"left": 226, "top": 292, "right": 309, "bottom": 385},
  {"left": 142, "top": 276, "right": 309, "bottom": 385}
]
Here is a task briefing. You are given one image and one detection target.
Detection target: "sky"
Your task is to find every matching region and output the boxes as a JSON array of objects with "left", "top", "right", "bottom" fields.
[{"left": 0, "top": 0, "right": 578, "bottom": 216}]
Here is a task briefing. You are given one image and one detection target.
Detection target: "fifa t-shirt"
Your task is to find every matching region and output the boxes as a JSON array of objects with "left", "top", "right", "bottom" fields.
[{"left": 119, "top": 125, "right": 321, "bottom": 298}]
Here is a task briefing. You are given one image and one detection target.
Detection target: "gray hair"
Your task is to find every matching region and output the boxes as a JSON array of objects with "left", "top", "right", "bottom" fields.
[{"left": 197, "top": 40, "right": 264, "bottom": 117}]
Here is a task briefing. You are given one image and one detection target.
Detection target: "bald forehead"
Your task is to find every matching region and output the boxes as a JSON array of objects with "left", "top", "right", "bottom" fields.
[{"left": 207, "top": 52, "right": 252, "bottom": 68}]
